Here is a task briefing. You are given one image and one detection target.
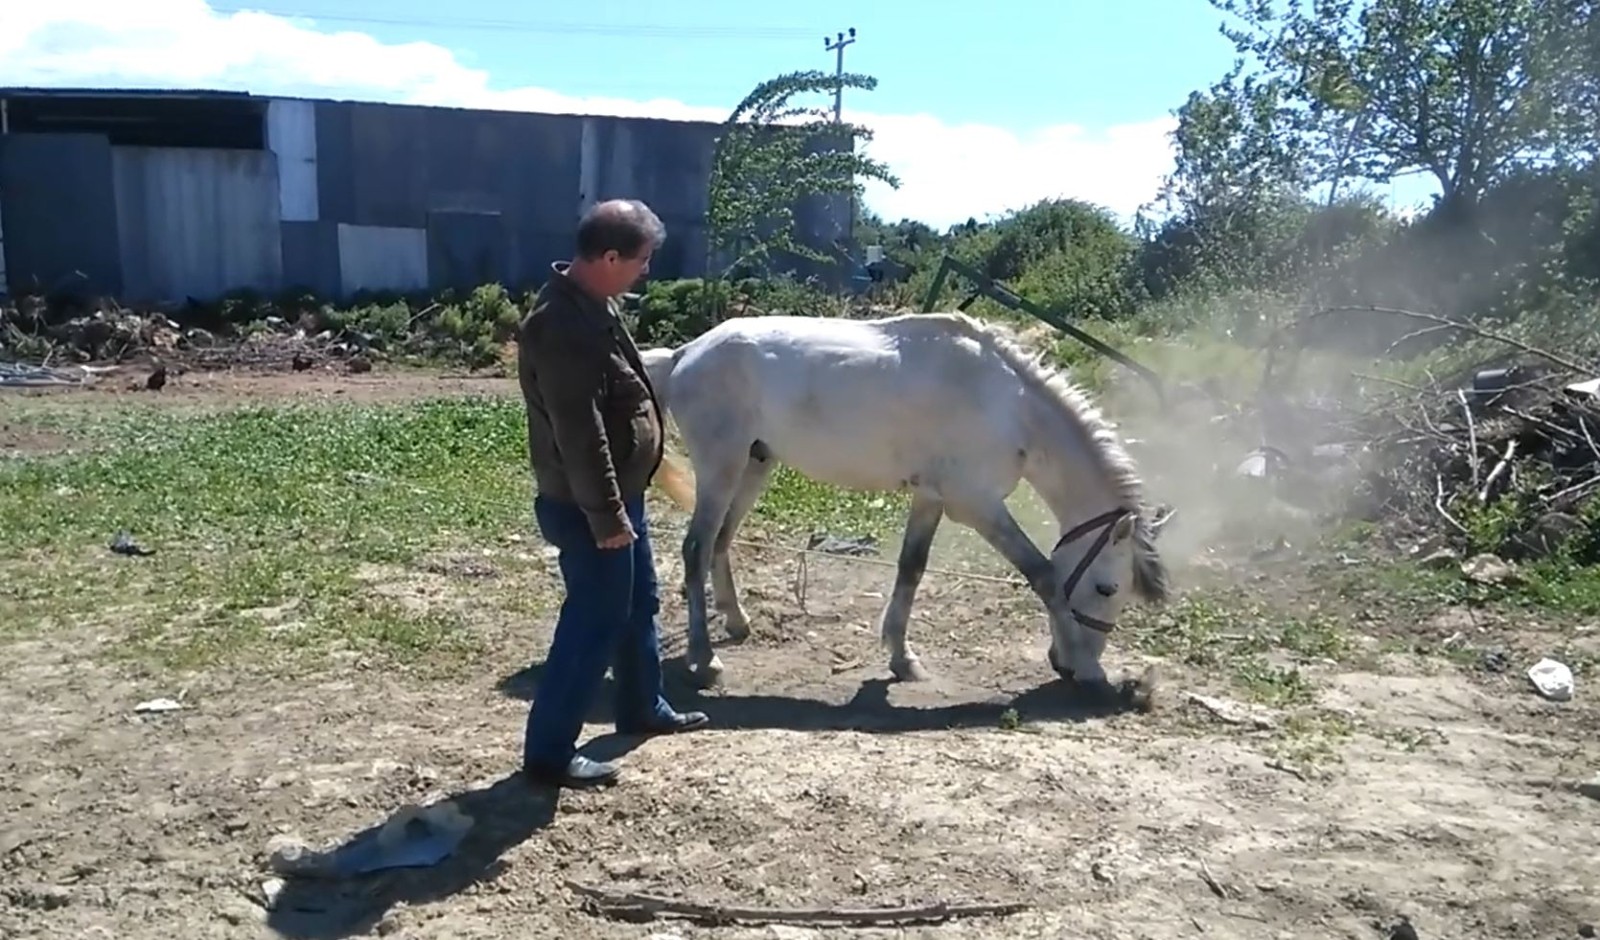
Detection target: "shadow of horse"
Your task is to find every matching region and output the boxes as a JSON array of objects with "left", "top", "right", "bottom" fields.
[
  {"left": 501, "top": 653, "right": 1139, "bottom": 745},
  {"left": 265, "top": 774, "right": 557, "bottom": 939},
  {"left": 662, "top": 674, "right": 1137, "bottom": 733}
]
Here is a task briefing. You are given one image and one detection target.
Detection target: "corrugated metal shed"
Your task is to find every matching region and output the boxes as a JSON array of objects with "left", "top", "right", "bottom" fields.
[{"left": 0, "top": 87, "right": 853, "bottom": 302}]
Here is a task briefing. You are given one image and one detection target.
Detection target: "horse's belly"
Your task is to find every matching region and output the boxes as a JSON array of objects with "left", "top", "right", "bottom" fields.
[{"left": 762, "top": 427, "right": 912, "bottom": 492}]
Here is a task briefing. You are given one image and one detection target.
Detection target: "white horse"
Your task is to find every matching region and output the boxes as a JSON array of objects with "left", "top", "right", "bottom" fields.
[{"left": 641, "top": 310, "right": 1172, "bottom": 695}]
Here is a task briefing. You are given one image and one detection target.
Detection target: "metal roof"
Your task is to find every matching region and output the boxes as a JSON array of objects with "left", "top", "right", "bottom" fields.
[
  {"left": 0, "top": 86, "right": 725, "bottom": 128},
  {"left": 0, "top": 86, "right": 260, "bottom": 101}
]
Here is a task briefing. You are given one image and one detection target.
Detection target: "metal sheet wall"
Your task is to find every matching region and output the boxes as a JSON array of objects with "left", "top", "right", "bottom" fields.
[
  {"left": 265, "top": 99, "right": 319, "bottom": 222},
  {"left": 427, "top": 210, "right": 508, "bottom": 293},
  {"left": 112, "top": 146, "right": 284, "bottom": 302},
  {"left": 336, "top": 223, "right": 427, "bottom": 295},
  {"left": 280, "top": 220, "right": 341, "bottom": 298},
  {"left": 0, "top": 193, "right": 8, "bottom": 295},
  {"left": 0, "top": 133, "right": 123, "bottom": 295}
]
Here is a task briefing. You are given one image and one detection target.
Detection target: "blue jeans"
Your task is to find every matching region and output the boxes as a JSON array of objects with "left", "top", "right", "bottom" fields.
[{"left": 523, "top": 493, "right": 677, "bottom": 772}]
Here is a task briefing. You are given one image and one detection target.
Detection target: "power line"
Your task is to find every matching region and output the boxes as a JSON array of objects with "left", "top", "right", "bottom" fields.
[{"left": 210, "top": 6, "right": 816, "bottom": 40}]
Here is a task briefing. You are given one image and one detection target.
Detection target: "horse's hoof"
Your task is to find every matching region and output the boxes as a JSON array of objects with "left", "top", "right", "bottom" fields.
[
  {"left": 890, "top": 657, "right": 930, "bottom": 682},
  {"left": 723, "top": 618, "right": 752, "bottom": 643},
  {"left": 689, "top": 657, "right": 725, "bottom": 689}
]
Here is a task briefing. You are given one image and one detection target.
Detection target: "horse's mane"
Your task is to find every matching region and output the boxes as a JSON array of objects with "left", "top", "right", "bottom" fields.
[
  {"left": 938, "top": 313, "right": 1146, "bottom": 513},
  {"left": 919, "top": 311, "right": 1172, "bottom": 603}
]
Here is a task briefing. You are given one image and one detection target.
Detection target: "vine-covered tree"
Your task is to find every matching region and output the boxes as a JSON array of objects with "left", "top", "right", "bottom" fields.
[{"left": 706, "top": 69, "right": 901, "bottom": 277}]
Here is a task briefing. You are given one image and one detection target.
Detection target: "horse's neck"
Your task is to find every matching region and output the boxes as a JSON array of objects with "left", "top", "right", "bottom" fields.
[{"left": 1019, "top": 393, "right": 1118, "bottom": 533}]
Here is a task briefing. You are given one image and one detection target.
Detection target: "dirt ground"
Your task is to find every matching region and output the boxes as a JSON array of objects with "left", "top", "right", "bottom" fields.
[{"left": 3, "top": 362, "right": 1599, "bottom": 940}]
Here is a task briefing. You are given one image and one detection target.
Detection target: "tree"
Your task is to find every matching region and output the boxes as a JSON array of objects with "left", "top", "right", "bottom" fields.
[
  {"left": 705, "top": 69, "right": 901, "bottom": 277},
  {"left": 1159, "top": 65, "right": 1310, "bottom": 218},
  {"left": 1541, "top": 0, "right": 1598, "bottom": 160},
  {"left": 1209, "top": 0, "right": 1594, "bottom": 218},
  {"left": 1136, "top": 67, "right": 1318, "bottom": 297}
]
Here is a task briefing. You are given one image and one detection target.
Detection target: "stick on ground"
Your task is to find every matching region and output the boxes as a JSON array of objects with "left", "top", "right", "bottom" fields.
[{"left": 565, "top": 880, "right": 1031, "bottom": 926}]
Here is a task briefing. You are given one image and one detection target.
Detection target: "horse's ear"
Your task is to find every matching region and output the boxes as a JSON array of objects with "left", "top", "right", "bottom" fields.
[{"left": 1112, "top": 513, "right": 1136, "bottom": 543}]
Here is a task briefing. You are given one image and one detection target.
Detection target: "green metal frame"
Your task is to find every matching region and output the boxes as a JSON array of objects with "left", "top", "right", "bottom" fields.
[{"left": 920, "top": 253, "right": 1166, "bottom": 408}]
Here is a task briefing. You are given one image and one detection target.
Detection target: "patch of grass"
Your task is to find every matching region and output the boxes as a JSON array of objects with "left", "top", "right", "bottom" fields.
[
  {"left": 756, "top": 468, "right": 908, "bottom": 539},
  {"left": 1265, "top": 710, "right": 1357, "bottom": 771},
  {"left": 0, "top": 397, "right": 533, "bottom": 672},
  {"left": 1129, "top": 588, "right": 1350, "bottom": 705},
  {"left": 1328, "top": 551, "right": 1600, "bottom": 624},
  {"left": 0, "top": 394, "right": 916, "bottom": 674}
]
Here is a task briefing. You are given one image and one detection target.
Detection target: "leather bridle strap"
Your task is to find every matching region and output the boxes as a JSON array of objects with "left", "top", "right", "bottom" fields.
[{"left": 1051, "top": 508, "right": 1132, "bottom": 634}]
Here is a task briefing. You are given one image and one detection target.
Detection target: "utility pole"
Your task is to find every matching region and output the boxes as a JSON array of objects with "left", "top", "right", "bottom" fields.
[
  {"left": 824, "top": 27, "right": 860, "bottom": 267},
  {"left": 824, "top": 28, "right": 856, "bottom": 123}
]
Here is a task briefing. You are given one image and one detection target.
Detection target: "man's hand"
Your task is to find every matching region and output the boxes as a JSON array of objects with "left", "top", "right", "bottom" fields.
[{"left": 597, "top": 528, "right": 635, "bottom": 550}]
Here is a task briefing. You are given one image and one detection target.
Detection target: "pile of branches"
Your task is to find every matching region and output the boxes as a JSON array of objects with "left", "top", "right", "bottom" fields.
[
  {"left": 1261, "top": 306, "right": 1600, "bottom": 563},
  {"left": 1360, "top": 362, "right": 1600, "bottom": 561}
]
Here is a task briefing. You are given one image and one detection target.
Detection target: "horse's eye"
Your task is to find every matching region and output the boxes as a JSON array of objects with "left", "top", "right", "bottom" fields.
[{"left": 1095, "top": 582, "right": 1118, "bottom": 597}]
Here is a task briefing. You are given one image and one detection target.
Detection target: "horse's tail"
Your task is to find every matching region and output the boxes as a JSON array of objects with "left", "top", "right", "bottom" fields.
[
  {"left": 641, "top": 344, "right": 698, "bottom": 513},
  {"left": 654, "top": 451, "right": 698, "bottom": 513}
]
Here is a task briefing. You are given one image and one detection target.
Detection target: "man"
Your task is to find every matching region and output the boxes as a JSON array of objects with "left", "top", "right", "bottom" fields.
[{"left": 517, "top": 198, "right": 709, "bottom": 789}]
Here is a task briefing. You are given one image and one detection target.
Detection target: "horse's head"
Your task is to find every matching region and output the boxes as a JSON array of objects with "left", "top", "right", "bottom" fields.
[{"left": 1045, "top": 505, "right": 1173, "bottom": 691}]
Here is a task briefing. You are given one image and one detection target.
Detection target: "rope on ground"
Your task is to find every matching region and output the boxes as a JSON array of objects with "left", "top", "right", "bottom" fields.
[{"left": 643, "top": 518, "right": 1027, "bottom": 588}]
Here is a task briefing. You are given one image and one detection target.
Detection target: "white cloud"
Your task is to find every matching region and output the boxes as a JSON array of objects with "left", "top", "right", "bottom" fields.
[{"left": 0, "top": 0, "right": 1180, "bottom": 230}]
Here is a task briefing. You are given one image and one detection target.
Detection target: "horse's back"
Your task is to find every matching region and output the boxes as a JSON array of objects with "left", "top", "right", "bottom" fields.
[{"left": 669, "top": 312, "right": 1026, "bottom": 490}]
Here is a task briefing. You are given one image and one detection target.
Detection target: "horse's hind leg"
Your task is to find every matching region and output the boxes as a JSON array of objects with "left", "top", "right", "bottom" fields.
[
  {"left": 880, "top": 493, "right": 944, "bottom": 682},
  {"left": 682, "top": 452, "right": 749, "bottom": 689},
  {"left": 711, "top": 448, "right": 776, "bottom": 642}
]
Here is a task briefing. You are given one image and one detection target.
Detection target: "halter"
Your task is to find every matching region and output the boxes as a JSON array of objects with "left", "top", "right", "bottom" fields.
[{"left": 1050, "top": 507, "right": 1133, "bottom": 635}]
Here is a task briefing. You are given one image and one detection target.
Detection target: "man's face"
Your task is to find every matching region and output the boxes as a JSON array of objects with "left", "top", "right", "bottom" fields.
[{"left": 601, "top": 249, "right": 652, "bottom": 296}]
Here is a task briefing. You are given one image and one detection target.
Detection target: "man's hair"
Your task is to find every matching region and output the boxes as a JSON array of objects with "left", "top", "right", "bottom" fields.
[{"left": 575, "top": 199, "right": 667, "bottom": 261}]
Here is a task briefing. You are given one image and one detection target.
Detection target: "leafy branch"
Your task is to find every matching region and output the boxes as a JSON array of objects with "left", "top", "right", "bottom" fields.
[{"left": 706, "top": 69, "right": 901, "bottom": 278}]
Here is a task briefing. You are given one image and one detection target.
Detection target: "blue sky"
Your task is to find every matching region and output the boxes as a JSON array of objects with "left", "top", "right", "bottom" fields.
[
  {"left": 247, "top": 0, "right": 1233, "bottom": 131},
  {"left": 2, "top": 0, "right": 1437, "bottom": 227}
]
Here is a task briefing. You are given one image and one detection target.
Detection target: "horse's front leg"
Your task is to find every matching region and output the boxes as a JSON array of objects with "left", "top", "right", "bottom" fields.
[
  {"left": 879, "top": 493, "right": 944, "bottom": 681},
  {"left": 943, "top": 496, "right": 1056, "bottom": 603},
  {"left": 943, "top": 496, "right": 1099, "bottom": 684}
]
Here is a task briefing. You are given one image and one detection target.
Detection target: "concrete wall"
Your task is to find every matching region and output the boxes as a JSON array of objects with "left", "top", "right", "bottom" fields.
[
  {"left": 1, "top": 93, "right": 853, "bottom": 303},
  {"left": 112, "top": 146, "right": 284, "bottom": 302}
]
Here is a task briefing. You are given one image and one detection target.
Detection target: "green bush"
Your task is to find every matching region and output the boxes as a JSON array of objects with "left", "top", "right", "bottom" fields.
[
  {"left": 632, "top": 278, "right": 733, "bottom": 346},
  {"left": 628, "top": 275, "right": 844, "bottom": 347}
]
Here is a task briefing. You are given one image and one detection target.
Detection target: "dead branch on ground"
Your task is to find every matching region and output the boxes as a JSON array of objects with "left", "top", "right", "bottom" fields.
[{"left": 565, "top": 879, "right": 1031, "bottom": 926}]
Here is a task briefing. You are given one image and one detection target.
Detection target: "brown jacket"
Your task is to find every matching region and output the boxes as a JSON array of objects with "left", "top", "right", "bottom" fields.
[{"left": 517, "top": 262, "right": 665, "bottom": 542}]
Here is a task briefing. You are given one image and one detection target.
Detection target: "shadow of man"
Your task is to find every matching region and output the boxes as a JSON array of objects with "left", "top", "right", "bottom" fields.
[{"left": 266, "top": 773, "right": 558, "bottom": 939}]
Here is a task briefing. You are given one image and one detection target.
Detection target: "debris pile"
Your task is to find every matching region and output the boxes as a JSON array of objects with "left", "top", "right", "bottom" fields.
[
  {"left": 1353, "top": 363, "right": 1600, "bottom": 562},
  {"left": 1, "top": 297, "right": 383, "bottom": 373},
  {"left": 1205, "top": 307, "right": 1600, "bottom": 565}
]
